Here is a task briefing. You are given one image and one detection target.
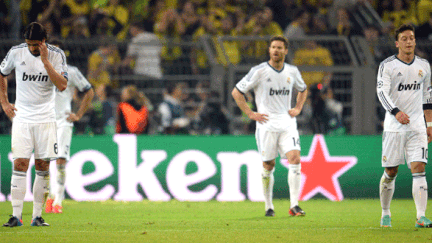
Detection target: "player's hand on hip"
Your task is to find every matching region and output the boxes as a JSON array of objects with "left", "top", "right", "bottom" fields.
[
  {"left": 288, "top": 108, "right": 301, "bottom": 117},
  {"left": 1, "top": 102, "right": 17, "bottom": 120},
  {"left": 395, "top": 111, "right": 410, "bottom": 125},
  {"left": 39, "top": 40, "right": 49, "bottom": 63},
  {"left": 67, "top": 113, "right": 80, "bottom": 122},
  {"left": 248, "top": 112, "right": 268, "bottom": 124},
  {"left": 427, "top": 127, "right": 432, "bottom": 143}
]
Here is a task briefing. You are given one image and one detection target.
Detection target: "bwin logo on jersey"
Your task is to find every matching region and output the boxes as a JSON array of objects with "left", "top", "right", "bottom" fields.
[
  {"left": 398, "top": 81, "right": 421, "bottom": 91},
  {"left": 22, "top": 72, "right": 49, "bottom": 82},
  {"left": 269, "top": 87, "right": 290, "bottom": 96}
]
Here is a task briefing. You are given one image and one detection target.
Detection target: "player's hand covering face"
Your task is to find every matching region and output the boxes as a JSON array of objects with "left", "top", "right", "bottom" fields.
[
  {"left": 39, "top": 40, "right": 49, "bottom": 61},
  {"left": 25, "top": 39, "right": 42, "bottom": 56}
]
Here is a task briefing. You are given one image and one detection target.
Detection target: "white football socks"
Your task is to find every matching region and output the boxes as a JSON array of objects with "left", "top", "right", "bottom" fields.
[
  {"left": 412, "top": 172, "right": 428, "bottom": 219},
  {"left": 33, "top": 170, "right": 49, "bottom": 219},
  {"left": 54, "top": 164, "right": 66, "bottom": 206},
  {"left": 288, "top": 164, "right": 301, "bottom": 208},
  {"left": 262, "top": 167, "right": 274, "bottom": 211},
  {"left": 11, "top": 170, "right": 27, "bottom": 219},
  {"left": 380, "top": 171, "right": 396, "bottom": 217}
]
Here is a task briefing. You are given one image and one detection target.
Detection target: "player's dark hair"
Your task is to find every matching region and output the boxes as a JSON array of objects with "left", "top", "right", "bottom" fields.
[
  {"left": 269, "top": 36, "right": 288, "bottom": 49},
  {"left": 24, "top": 22, "right": 48, "bottom": 41},
  {"left": 49, "top": 38, "right": 64, "bottom": 50},
  {"left": 394, "top": 24, "right": 415, "bottom": 41}
]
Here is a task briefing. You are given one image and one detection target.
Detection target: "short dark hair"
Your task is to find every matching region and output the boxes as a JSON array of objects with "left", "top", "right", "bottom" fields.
[
  {"left": 24, "top": 22, "right": 47, "bottom": 41},
  {"left": 394, "top": 24, "right": 415, "bottom": 41},
  {"left": 269, "top": 36, "right": 288, "bottom": 49}
]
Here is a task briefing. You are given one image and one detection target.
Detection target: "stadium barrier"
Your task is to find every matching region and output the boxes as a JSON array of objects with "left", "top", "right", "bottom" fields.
[{"left": 0, "top": 134, "right": 426, "bottom": 202}]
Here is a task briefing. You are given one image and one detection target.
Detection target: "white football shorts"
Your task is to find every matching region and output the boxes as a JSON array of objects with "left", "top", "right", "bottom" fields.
[
  {"left": 57, "top": 126, "right": 73, "bottom": 160},
  {"left": 12, "top": 121, "right": 58, "bottom": 160},
  {"left": 381, "top": 131, "right": 428, "bottom": 168},
  {"left": 255, "top": 127, "right": 301, "bottom": 162}
]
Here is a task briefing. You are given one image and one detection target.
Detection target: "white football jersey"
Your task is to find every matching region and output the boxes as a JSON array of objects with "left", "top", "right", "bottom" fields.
[
  {"left": 0, "top": 43, "right": 68, "bottom": 123},
  {"left": 377, "top": 55, "right": 432, "bottom": 132},
  {"left": 55, "top": 65, "right": 92, "bottom": 127},
  {"left": 236, "top": 62, "right": 307, "bottom": 131}
]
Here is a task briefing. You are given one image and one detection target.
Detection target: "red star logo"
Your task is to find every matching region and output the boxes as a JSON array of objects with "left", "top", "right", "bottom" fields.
[{"left": 282, "top": 135, "right": 357, "bottom": 201}]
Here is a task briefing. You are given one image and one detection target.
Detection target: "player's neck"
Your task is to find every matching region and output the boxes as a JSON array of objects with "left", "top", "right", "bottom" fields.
[
  {"left": 397, "top": 52, "right": 415, "bottom": 64},
  {"left": 268, "top": 60, "right": 284, "bottom": 71}
]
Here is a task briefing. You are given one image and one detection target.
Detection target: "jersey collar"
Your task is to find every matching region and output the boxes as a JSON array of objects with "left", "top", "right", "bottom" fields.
[
  {"left": 395, "top": 54, "right": 415, "bottom": 66},
  {"left": 267, "top": 62, "right": 284, "bottom": 73}
]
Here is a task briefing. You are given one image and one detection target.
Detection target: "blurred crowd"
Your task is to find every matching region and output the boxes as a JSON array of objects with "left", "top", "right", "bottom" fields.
[{"left": 0, "top": 0, "right": 432, "bottom": 135}]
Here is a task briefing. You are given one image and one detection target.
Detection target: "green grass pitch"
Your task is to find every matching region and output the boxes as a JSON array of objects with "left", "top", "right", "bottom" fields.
[{"left": 1, "top": 199, "right": 432, "bottom": 242}]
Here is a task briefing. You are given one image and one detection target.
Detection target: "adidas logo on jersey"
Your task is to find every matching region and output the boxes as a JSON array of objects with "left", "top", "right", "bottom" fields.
[
  {"left": 22, "top": 72, "right": 49, "bottom": 82},
  {"left": 398, "top": 81, "right": 420, "bottom": 91},
  {"left": 397, "top": 72, "right": 402, "bottom": 77},
  {"left": 269, "top": 87, "right": 290, "bottom": 96},
  {"left": 21, "top": 61, "right": 26, "bottom": 65}
]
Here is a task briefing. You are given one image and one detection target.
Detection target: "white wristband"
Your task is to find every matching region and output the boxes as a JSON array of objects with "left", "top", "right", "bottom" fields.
[{"left": 427, "top": 122, "right": 432, "bottom": 128}]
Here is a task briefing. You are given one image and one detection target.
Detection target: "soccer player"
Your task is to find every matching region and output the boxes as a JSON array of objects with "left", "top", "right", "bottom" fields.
[
  {"left": 232, "top": 36, "right": 308, "bottom": 217},
  {"left": 45, "top": 39, "right": 94, "bottom": 214},
  {"left": 0, "top": 22, "right": 68, "bottom": 227},
  {"left": 377, "top": 24, "right": 432, "bottom": 228}
]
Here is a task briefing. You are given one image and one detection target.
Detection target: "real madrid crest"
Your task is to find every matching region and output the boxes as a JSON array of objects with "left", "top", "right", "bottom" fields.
[
  {"left": 419, "top": 70, "right": 423, "bottom": 77},
  {"left": 287, "top": 77, "right": 291, "bottom": 84},
  {"left": 382, "top": 156, "right": 387, "bottom": 162}
]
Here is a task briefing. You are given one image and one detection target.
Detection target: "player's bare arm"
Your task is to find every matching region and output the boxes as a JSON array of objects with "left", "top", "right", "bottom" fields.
[
  {"left": 0, "top": 74, "right": 17, "bottom": 119},
  {"left": 232, "top": 88, "right": 268, "bottom": 124},
  {"left": 67, "top": 88, "right": 95, "bottom": 122},
  {"left": 395, "top": 110, "right": 410, "bottom": 125},
  {"left": 39, "top": 40, "right": 67, "bottom": 91},
  {"left": 289, "top": 89, "right": 308, "bottom": 117}
]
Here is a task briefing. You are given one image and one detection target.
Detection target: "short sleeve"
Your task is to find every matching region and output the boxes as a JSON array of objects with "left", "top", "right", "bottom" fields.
[
  {"left": 293, "top": 67, "right": 307, "bottom": 92},
  {"left": 235, "top": 66, "right": 261, "bottom": 94},
  {"left": 0, "top": 48, "right": 16, "bottom": 76},
  {"left": 70, "top": 66, "right": 92, "bottom": 92}
]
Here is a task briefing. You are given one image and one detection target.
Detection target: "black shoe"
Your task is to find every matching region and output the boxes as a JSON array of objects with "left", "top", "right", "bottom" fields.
[
  {"left": 31, "top": 217, "right": 49, "bottom": 226},
  {"left": 265, "top": 209, "right": 275, "bottom": 217},
  {"left": 289, "top": 205, "right": 305, "bottom": 216},
  {"left": 3, "top": 216, "right": 23, "bottom": 227}
]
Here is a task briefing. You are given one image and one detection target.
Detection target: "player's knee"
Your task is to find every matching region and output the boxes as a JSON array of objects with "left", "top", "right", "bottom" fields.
[
  {"left": 13, "top": 159, "right": 30, "bottom": 172},
  {"left": 35, "top": 159, "right": 50, "bottom": 171},
  {"left": 288, "top": 155, "right": 300, "bottom": 165},
  {"left": 411, "top": 162, "right": 426, "bottom": 173},
  {"left": 385, "top": 167, "right": 398, "bottom": 177},
  {"left": 263, "top": 160, "right": 276, "bottom": 170}
]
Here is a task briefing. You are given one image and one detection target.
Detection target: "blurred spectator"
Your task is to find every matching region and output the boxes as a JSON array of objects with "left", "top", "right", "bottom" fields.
[
  {"left": 97, "top": 0, "right": 130, "bottom": 40},
  {"left": 292, "top": 40, "right": 333, "bottom": 87},
  {"left": 190, "top": 82, "right": 229, "bottom": 135},
  {"left": 330, "top": 7, "right": 362, "bottom": 38},
  {"left": 0, "top": 0, "right": 10, "bottom": 37},
  {"left": 213, "top": 14, "right": 241, "bottom": 66},
  {"left": 416, "top": 13, "right": 432, "bottom": 40},
  {"left": 181, "top": 1, "right": 202, "bottom": 36},
  {"left": 89, "top": 84, "right": 115, "bottom": 135},
  {"left": 154, "top": 8, "right": 185, "bottom": 75},
  {"left": 158, "top": 82, "right": 190, "bottom": 134},
  {"left": 192, "top": 15, "right": 217, "bottom": 74},
  {"left": 381, "top": 0, "right": 417, "bottom": 28},
  {"left": 22, "top": 0, "right": 61, "bottom": 37},
  {"left": 310, "top": 83, "right": 345, "bottom": 135},
  {"left": 121, "top": 21, "right": 162, "bottom": 79},
  {"left": 309, "top": 13, "right": 330, "bottom": 35},
  {"left": 417, "top": 0, "right": 432, "bottom": 26},
  {"left": 87, "top": 39, "right": 121, "bottom": 88},
  {"left": 59, "top": 0, "right": 90, "bottom": 38},
  {"left": 363, "top": 25, "right": 384, "bottom": 63},
  {"left": 68, "top": 17, "right": 91, "bottom": 39},
  {"left": 284, "top": 8, "right": 310, "bottom": 38},
  {"left": 116, "top": 85, "right": 151, "bottom": 134},
  {"left": 243, "top": 7, "right": 283, "bottom": 61},
  {"left": 267, "top": 0, "right": 300, "bottom": 30},
  {"left": 327, "top": 0, "right": 358, "bottom": 30}
]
